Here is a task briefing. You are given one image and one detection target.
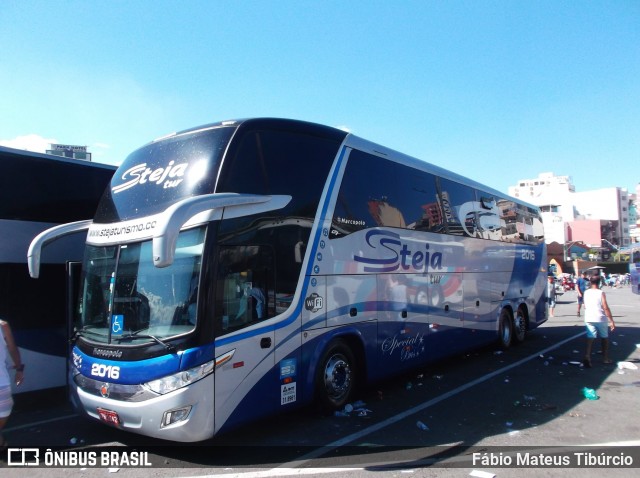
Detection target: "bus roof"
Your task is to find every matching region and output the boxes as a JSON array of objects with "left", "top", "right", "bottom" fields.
[
  {"left": 147, "top": 117, "right": 348, "bottom": 146},
  {"left": 124, "top": 117, "right": 538, "bottom": 212},
  {"left": 0, "top": 145, "right": 117, "bottom": 171}
]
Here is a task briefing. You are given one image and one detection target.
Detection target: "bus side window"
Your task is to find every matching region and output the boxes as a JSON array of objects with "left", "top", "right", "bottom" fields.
[
  {"left": 499, "top": 199, "right": 519, "bottom": 242},
  {"left": 215, "top": 245, "right": 274, "bottom": 336},
  {"left": 331, "top": 149, "right": 440, "bottom": 237},
  {"left": 436, "top": 178, "right": 476, "bottom": 237},
  {"left": 474, "top": 192, "right": 503, "bottom": 241}
]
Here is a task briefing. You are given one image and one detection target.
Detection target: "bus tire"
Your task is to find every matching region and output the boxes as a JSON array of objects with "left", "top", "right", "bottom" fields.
[
  {"left": 513, "top": 307, "right": 527, "bottom": 343},
  {"left": 498, "top": 308, "right": 513, "bottom": 349},
  {"left": 316, "top": 339, "right": 357, "bottom": 410}
]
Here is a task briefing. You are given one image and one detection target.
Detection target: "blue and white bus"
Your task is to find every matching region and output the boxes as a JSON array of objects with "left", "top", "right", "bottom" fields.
[
  {"left": 0, "top": 145, "right": 115, "bottom": 393},
  {"left": 29, "top": 118, "right": 547, "bottom": 441}
]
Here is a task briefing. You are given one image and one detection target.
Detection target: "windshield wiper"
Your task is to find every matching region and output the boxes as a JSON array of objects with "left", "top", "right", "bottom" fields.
[
  {"left": 115, "top": 334, "right": 177, "bottom": 352},
  {"left": 74, "top": 325, "right": 108, "bottom": 342}
]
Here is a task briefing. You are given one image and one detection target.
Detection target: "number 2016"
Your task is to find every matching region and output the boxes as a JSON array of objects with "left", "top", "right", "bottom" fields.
[
  {"left": 521, "top": 250, "right": 535, "bottom": 260},
  {"left": 91, "top": 363, "right": 120, "bottom": 379}
]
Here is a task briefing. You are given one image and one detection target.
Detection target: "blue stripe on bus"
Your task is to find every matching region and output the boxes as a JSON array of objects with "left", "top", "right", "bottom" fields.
[{"left": 74, "top": 346, "right": 181, "bottom": 384}]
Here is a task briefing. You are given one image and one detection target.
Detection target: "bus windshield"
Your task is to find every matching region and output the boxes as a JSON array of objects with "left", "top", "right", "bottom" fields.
[{"left": 77, "top": 226, "right": 205, "bottom": 344}]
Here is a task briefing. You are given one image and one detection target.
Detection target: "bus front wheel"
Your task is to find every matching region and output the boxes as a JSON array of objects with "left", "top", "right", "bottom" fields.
[
  {"left": 498, "top": 308, "right": 513, "bottom": 349},
  {"left": 316, "top": 339, "right": 357, "bottom": 410}
]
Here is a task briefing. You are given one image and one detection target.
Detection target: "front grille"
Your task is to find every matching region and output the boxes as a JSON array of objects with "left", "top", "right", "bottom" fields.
[{"left": 74, "top": 374, "right": 159, "bottom": 402}]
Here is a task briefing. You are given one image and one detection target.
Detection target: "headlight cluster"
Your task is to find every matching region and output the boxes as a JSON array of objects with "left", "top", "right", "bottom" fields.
[{"left": 144, "top": 360, "right": 214, "bottom": 395}]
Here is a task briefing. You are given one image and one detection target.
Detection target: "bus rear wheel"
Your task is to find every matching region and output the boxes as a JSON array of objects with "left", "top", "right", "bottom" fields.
[
  {"left": 316, "top": 339, "right": 357, "bottom": 410},
  {"left": 498, "top": 308, "right": 513, "bottom": 349},
  {"left": 513, "top": 307, "right": 527, "bottom": 343}
]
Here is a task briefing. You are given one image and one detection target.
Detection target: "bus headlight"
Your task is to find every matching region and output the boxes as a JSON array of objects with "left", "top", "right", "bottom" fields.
[{"left": 144, "top": 360, "right": 214, "bottom": 395}]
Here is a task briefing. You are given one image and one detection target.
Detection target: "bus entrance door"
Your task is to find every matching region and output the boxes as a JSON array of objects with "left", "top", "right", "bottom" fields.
[{"left": 214, "top": 245, "right": 276, "bottom": 433}]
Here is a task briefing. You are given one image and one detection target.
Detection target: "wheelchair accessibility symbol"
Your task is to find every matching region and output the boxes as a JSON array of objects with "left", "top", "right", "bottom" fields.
[{"left": 111, "top": 314, "right": 123, "bottom": 336}]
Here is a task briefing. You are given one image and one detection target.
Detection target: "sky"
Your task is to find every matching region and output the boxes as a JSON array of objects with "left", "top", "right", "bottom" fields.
[{"left": 1, "top": 1, "right": 639, "bottom": 196}]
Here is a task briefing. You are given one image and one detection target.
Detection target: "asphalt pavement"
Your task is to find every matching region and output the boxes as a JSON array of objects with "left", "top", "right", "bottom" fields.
[{"left": 2, "top": 284, "right": 639, "bottom": 478}]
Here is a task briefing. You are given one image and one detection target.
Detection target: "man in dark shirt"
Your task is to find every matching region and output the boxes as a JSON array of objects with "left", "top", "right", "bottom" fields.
[{"left": 576, "top": 271, "right": 588, "bottom": 317}]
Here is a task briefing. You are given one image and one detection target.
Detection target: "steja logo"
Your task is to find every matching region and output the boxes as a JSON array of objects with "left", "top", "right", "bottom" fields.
[
  {"left": 304, "top": 293, "right": 323, "bottom": 313},
  {"left": 112, "top": 160, "right": 189, "bottom": 193}
]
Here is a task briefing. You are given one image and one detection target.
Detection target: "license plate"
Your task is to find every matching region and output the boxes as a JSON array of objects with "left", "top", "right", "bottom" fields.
[{"left": 97, "top": 408, "right": 121, "bottom": 426}]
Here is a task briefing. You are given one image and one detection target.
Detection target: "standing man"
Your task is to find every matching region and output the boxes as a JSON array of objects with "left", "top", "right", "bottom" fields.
[
  {"left": 576, "top": 271, "right": 588, "bottom": 317},
  {"left": 582, "top": 275, "right": 616, "bottom": 367}
]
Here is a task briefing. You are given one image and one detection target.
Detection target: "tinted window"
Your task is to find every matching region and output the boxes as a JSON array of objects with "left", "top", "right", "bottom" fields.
[
  {"left": 435, "top": 178, "right": 477, "bottom": 237},
  {"left": 497, "top": 199, "right": 543, "bottom": 244},
  {"left": 473, "top": 192, "right": 503, "bottom": 241},
  {"left": 499, "top": 199, "right": 519, "bottom": 242},
  {"left": 95, "top": 127, "right": 234, "bottom": 223},
  {"left": 218, "top": 128, "right": 340, "bottom": 218},
  {"left": 214, "top": 245, "right": 275, "bottom": 336},
  {"left": 331, "top": 149, "right": 538, "bottom": 243},
  {"left": 519, "top": 204, "right": 544, "bottom": 243},
  {"left": 216, "top": 128, "right": 341, "bottom": 316},
  {"left": 0, "top": 263, "right": 66, "bottom": 331},
  {"left": 332, "top": 150, "right": 440, "bottom": 237},
  {"left": 0, "top": 152, "right": 114, "bottom": 223},
  {"left": 332, "top": 150, "right": 489, "bottom": 239}
]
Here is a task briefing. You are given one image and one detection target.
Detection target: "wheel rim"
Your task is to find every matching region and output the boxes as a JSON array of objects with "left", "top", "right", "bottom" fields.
[
  {"left": 514, "top": 310, "right": 526, "bottom": 340},
  {"left": 323, "top": 353, "right": 352, "bottom": 402}
]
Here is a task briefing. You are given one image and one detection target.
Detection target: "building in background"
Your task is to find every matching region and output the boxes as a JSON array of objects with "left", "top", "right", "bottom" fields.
[
  {"left": 46, "top": 143, "right": 92, "bottom": 161},
  {"left": 508, "top": 172, "right": 636, "bottom": 266},
  {"left": 508, "top": 172, "right": 576, "bottom": 245},
  {"left": 630, "top": 185, "right": 639, "bottom": 245},
  {"left": 571, "top": 187, "right": 630, "bottom": 252}
]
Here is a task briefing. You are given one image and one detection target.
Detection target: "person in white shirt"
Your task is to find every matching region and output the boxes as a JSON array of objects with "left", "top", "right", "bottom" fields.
[
  {"left": 582, "top": 275, "right": 616, "bottom": 368},
  {"left": 1, "top": 319, "right": 24, "bottom": 450}
]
